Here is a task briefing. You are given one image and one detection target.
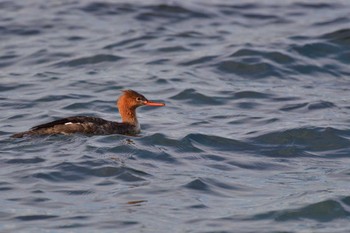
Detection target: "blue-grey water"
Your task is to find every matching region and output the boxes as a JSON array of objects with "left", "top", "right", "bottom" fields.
[{"left": 1, "top": 0, "right": 350, "bottom": 232}]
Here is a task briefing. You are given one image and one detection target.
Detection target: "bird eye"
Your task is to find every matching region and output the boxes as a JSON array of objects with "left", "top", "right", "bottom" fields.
[{"left": 136, "top": 97, "right": 142, "bottom": 101}]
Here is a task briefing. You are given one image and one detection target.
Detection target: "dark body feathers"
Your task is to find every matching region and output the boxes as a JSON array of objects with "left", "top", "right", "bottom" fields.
[{"left": 11, "top": 116, "right": 136, "bottom": 138}]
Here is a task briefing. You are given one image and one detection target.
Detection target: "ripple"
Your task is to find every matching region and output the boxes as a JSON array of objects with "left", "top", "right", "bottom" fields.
[
  {"left": 321, "top": 28, "right": 350, "bottom": 46},
  {"left": 92, "top": 165, "right": 148, "bottom": 179},
  {"left": 54, "top": 54, "right": 123, "bottom": 67},
  {"left": 184, "top": 133, "right": 253, "bottom": 154},
  {"left": 184, "top": 178, "right": 211, "bottom": 191},
  {"left": 0, "top": 83, "right": 33, "bottom": 92},
  {"left": 280, "top": 101, "right": 336, "bottom": 112},
  {"left": 230, "top": 49, "right": 295, "bottom": 64},
  {"left": 179, "top": 55, "right": 217, "bottom": 66},
  {"left": 135, "top": 4, "right": 212, "bottom": 21},
  {"left": 133, "top": 148, "right": 179, "bottom": 164},
  {"left": 217, "top": 60, "right": 277, "bottom": 78},
  {"left": 183, "top": 177, "right": 249, "bottom": 196},
  {"left": 291, "top": 42, "right": 341, "bottom": 58},
  {"left": 55, "top": 189, "right": 94, "bottom": 195},
  {"left": 33, "top": 170, "right": 85, "bottom": 182},
  {"left": 81, "top": 2, "right": 135, "bottom": 15},
  {"left": 156, "top": 45, "right": 190, "bottom": 52},
  {"left": 337, "top": 51, "right": 350, "bottom": 64},
  {"left": 98, "top": 220, "right": 139, "bottom": 229},
  {"left": 0, "top": 182, "right": 13, "bottom": 191},
  {"left": 170, "top": 89, "right": 223, "bottom": 105},
  {"left": 6, "top": 157, "right": 45, "bottom": 164},
  {"left": 234, "top": 90, "right": 272, "bottom": 99},
  {"left": 0, "top": 25, "right": 41, "bottom": 37},
  {"left": 103, "top": 35, "right": 155, "bottom": 49},
  {"left": 116, "top": 171, "right": 147, "bottom": 182},
  {"left": 279, "top": 102, "right": 308, "bottom": 111},
  {"left": 29, "top": 159, "right": 150, "bottom": 183},
  {"left": 141, "top": 133, "right": 203, "bottom": 153},
  {"left": 293, "top": 3, "right": 337, "bottom": 9},
  {"left": 15, "top": 215, "right": 58, "bottom": 221},
  {"left": 252, "top": 198, "right": 350, "bottom": 222},
  {"left": 0, "top": 54, "right": 19, "bottom": 68},
  {"left": 55, "top": 223, "right": 87, "bottom": 229},
  {"left": 251, "top": 127, "right": 350, "bottom": 155},
  {"left": 308, "top": 101, "right": 336, "bottom": 110}
]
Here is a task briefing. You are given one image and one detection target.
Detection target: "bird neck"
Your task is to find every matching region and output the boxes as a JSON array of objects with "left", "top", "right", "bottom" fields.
[{"left": 119, "top": 106, "right": 139, "bottom": 126}]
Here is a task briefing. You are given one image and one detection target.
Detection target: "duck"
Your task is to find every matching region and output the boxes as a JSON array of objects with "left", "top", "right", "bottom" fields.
[{"left": 11, "top": 90, "right": 165, "bottom": 138}]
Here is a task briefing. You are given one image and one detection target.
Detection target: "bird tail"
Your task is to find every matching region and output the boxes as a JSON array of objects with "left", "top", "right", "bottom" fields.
[{"left": 11, "top": 131, "right": 31, "bottom": 138}]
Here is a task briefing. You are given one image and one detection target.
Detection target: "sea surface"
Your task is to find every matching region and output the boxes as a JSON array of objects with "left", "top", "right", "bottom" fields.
[{"left": 1, "top": 0, "right": 350, "bottom": 232}]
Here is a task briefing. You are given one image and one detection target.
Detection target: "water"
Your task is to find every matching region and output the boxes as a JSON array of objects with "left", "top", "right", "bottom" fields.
[{"left": 1, "top": 0, "right": 350, "bottom": 232}]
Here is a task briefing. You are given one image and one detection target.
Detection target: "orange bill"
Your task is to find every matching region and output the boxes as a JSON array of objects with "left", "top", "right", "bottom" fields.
[{"left": 144, "top": 101, "right": 165, "bottom": 106}]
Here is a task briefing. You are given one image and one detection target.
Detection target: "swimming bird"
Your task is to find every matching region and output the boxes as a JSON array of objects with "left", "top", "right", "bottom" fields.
[{"left": 12, "top": 90, "right": 165, "bottom": 138}]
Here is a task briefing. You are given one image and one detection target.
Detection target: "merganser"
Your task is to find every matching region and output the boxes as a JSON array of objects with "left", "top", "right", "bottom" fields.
[{"left": 11, "top": 90, "right": 165, "bottom": 138}]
